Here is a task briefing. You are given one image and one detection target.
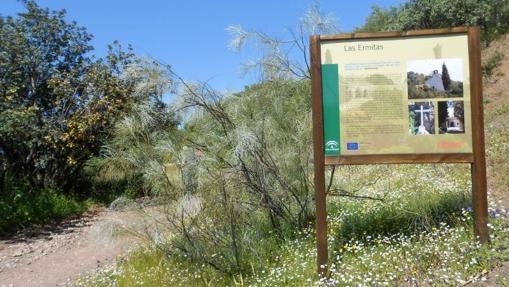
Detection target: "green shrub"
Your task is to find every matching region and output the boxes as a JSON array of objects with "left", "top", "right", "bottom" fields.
[
  {"left": 356, "top": 0, "right": 509, "bottom": 44},
  {"left": 483, "top": 51, "right": 505, "bottom": 78},
  {"left": 0, "top": 176, "right": 88, "bottom": 234},
  {"left": 336, "top": 190, "right": 470, "bottom": 243},
  {"left": 78, "top": 202, "right": 509, "bottom": 287}
]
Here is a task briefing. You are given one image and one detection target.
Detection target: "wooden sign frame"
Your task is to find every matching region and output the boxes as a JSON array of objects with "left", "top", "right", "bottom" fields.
[{"left": 310, "top": 27, "right": 488, "bottom": 276}]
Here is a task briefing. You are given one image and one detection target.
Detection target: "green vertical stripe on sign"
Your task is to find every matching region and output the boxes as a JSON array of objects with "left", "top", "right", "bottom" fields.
[{"left": 321, "top": 64, "right": 340, "bottom": 156}]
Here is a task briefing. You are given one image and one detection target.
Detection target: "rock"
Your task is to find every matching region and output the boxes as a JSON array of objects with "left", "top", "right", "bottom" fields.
[{"left": 109, "top": 196, "right": 134, "bottom": 211}]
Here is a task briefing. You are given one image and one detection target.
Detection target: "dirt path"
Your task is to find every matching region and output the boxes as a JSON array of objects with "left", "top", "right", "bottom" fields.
[{"left": 0, "top": 208, "right": 135, "bottom": 287}]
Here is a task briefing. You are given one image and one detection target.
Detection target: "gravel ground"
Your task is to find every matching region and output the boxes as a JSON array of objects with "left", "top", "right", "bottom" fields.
[{"left": 0, "top": 207, "right": 135, "bottom": 287}]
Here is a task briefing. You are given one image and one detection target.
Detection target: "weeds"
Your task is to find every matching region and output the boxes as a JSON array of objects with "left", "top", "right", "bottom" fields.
[
  {"left": 77, "top": 164, "right": 509, "bottom": 286},
  {"left": 483, "top": 51, "right": 505, "bottom": 78},
  {"left": 77, "top": 202, "right": 509, "bottom": 287},
  {"left": 0, "top": 176, "right": 88, "bottom": 234}
]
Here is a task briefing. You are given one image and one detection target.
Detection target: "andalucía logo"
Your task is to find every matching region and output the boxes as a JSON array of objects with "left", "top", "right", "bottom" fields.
[{"left": 325, "top": 140, "right": 339, "bottom": 151}]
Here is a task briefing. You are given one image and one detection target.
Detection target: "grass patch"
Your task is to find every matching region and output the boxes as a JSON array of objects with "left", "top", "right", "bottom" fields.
[
  {"left": 77, "top": 209, "right": 509, "bottom": 287},
  {"left": 78, "top": 164, "right": 509, "bottom": 286},
  {"left": 337, "top": 190, "right": 470, "bottom": 242},
  {"left": 76, "top": 246, "right": 240, "bottom": 287},
  {"left": 483, "top": 51, "right": 505, "bottom": 78},
  {"left": 0, "top": 177, "right": 89, "bottom": 234},
  {"left": 485, "top": 99, "right": 509, "bottom": 194},
  {"left": 78, "top": 163, "right": 508, "bottom": 287},
  {"left": 324, "top": 216, "right": 509, "bottom": 286}
]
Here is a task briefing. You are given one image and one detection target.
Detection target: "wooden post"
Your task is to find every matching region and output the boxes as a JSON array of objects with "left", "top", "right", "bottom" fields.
[
  {"left": 468, "top": 27, "right": 489, "bottom": 243},
  {"left": 310, "top": 35, "right": 328, "bottom": 276}
]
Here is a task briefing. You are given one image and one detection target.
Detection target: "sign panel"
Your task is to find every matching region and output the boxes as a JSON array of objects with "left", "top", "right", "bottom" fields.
[
  {"left": 311, "top": 28, "right": 488, "bottom": 276},
  {"left": 320, "top": 33, "right": 473, "bottom": 156}
]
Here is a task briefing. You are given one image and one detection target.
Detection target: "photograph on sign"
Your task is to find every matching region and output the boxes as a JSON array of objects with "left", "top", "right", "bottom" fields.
[
  {"left": 438, "top": 100, "right": 465, "bottom": 134},
  {"left": 320, "top": 34, "right": 473, "bottom": 156},
  {"left": 407, "top": 58, "right": 464, "bottom": 99},
  {"left": 408, "top": 101, "right": 435, "bottom": 135}
]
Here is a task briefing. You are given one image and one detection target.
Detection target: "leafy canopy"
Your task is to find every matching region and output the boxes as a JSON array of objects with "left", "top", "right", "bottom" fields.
[
  {"left": 0, "top": 1, "right": 138, "bottom": 192},
  {"left": 356, "top": 0, "right": 509, "bottom": 43}
]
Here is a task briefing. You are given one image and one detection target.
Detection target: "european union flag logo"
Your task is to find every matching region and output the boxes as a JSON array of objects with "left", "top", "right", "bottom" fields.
[{"left": 346, "top": 142, "right": 359, "bottom": 150}]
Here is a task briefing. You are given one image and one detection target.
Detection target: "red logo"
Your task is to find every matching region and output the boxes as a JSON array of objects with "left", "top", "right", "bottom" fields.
[{"left": 437, "top": 140, "right": 464, "bottom": 149}]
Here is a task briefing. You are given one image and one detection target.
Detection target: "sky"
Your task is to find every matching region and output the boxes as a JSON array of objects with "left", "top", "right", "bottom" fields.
[{"left": 1, "top": 0, "right": 406, "bottom": 98}]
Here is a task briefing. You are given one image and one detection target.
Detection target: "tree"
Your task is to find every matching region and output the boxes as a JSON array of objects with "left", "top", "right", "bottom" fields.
[
  {"left": 0, "top": 1, "right": 138, "bottom": 192},
  {"left": 356, "top": 0, "right": 509, "bottom": 43},
  {"left": 442, "top": 62, "right": 451, "bottom": 91},
  {"left": 354, "top": 5, "right": 399, "bottom": 33},
  {"left": 454, "top": 101, "right": 464, "bottom": 122},
  {"left": 437, "top": 101, "right": 449, "bottom": 133}
]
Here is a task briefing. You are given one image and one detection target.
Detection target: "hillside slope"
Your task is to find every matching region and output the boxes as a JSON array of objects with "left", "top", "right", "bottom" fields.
[
  {"left": 483, "top": 34, "right": 509, "bottom": 206},
  {"left": 475, "top": 34, "right": 509, "bottom": 286}
]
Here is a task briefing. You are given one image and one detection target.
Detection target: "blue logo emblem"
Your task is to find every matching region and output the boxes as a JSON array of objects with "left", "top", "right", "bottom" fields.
[{"left": 346, "top": 142, "right": 359, "bottom": 150}]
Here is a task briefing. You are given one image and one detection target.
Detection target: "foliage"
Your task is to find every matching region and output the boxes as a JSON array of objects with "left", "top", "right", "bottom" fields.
[
  {"left": 407, "top": 71, "right": 462, "bottom": 99},
  {"left": 356, "top": 5, "right": 399, "bottom": 34},
  {"left": 442, "top": 62, "right": 451, "bottom": 90},
  {"left": 337, "top": 190, "right": 470, "bottom": 241},
  {"left": 408, "top": 110, "right": 417, "bottom": 134},
  {"left": 86, "top": 58, "right": 178, "bottom": 198},
  {"left": 324, "top": 215, "right": 509, "bottom": 286},
  {"left": 485, "top": 102, "right": 509, "bottom": 198},
  {"left": 77, "top": 164, "right": 509, "bottom": 286},
  {"left": 453, "top": 101, "right": 464, "bottom": 121},
  {"left": 437, "top": 101, "right": 449, "bottom": 133},
  {"left": 88, "top": 79, "right": 314, "bottom": 275},
  {"left": 226, "top": 5, "right": 339, "bottom": 81},
  {"left": 152, "top": 79, "right": 314, "bottom": 274},
  {"left": 88, "top": 5, "right": 340, "bottom": 275},
  {"left": 85, "top": 68, "right": 509, "bottom": 284},
  {"left": 0, "top": 1, "right": 138, "bottom": 193},
  {"left": 356, "top": 0, "right": 509, "bottom": 43},
  {"left": 0, "top": 174, "right": 88, "bottom": 234},
  {"left": 483, "top": 51, "right": 505, "bottom": 78}
]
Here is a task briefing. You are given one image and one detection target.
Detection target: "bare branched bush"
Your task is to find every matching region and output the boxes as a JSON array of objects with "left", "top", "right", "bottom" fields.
[
  {"left": 226, "top": 4, "right": 339, "bottom": 81},
  {"left": 147, "top": 78, "right": 315, "bottom": 273},
  {"left": 90, "top": 6, "right": 341, "bottom": 275},
  {"left": 87, "top": 58, "right": 180, "bottom": 198}
]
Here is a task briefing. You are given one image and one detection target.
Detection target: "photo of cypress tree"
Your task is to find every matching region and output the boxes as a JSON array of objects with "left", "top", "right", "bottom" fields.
[{"left": 442, "top": 62, "right": 451, "bottom": 91}]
